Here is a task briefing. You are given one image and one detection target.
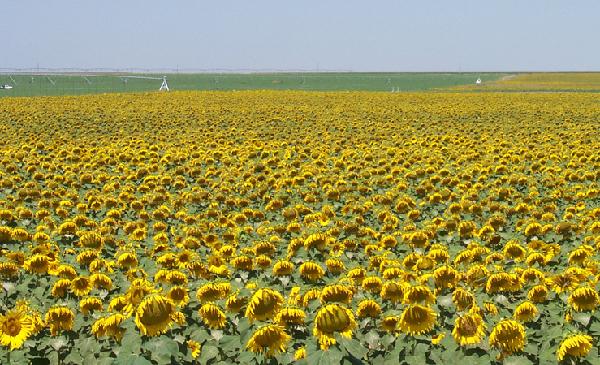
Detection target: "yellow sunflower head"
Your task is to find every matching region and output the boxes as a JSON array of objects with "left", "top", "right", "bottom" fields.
[
  {"left": 199, "top": 302, "right": 227, "bottom": 329},
  {"left": 313, "top": 304, "right": 357, "bottom": 349},
  {"left": 134, "top": 294, "right": 176, "bottom": 336},
  {"left": 513, "top": 301, "right": 538, "bottom": 322},
  {"left": 245, "top": 288, "right": 284, "bottom": 322},
  {"left": 568, "top": 286, "right": 599, "bottom": 312},
  {"left": 0, "top": 307, "right": 34, "bottom": 350},
  {"left": 92, "top": 313, "right": 126, "bottom": 342},
  {"left": 489, "top": 319, "right": 526, "bottom": 355},
  {"left": 452, "top": 311, "right": 486, "bottom": 346},
  {"left": 557, "top": 334, "right": 593, "bottom": 361},
  {"left": 246, "top": 324, "right": 290, "bottom": 357},
  {"left": 399, "top": 304, "right": 437, "bottom": 335},
  {"left": 45, "top": 306, "right": 75, "bottom": 336},
  {"left": 356, "top": 299, "right": 382, "bottom": 319}
]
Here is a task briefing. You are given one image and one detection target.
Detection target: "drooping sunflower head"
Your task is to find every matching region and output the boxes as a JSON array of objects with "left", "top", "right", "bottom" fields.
[
  {"left": 356, "top": 299, "right": 382, "bottom": 319},
  {"left": 299, "top": 261, "right": 325, "bottom": 281},
  {"left": 513, "top": 301, "right": 538, "bottom": 322},
  {"left": 246, "top": 324, "right": 290, "bottom": 357},
  {"left": 452, "top": 311, "right": 486, "bottom": 346},
  {"left": 433, "top": 265, "right": 460, "bottom": 289},
  {"left": 245, "top": 288, "right": 284, "bottom": 322},
  {"left": 527, "top": 284, "right": 549, "bottom": 303},
  {"left": 45, "top": 306, "right": 75, "bottom": 336},
  {"left": 274, "top": 307, "right": 306, "bottom": 326},
  {"left": 568, "top": 286, "right": 599, "bottom": 312},
  {"left": 225, "top": 292, "right": 247, "bottom": 313},
  {"left": 187, "top": 339, "right": 201, "bottom": 359},
  {"left": 452, "top": 287, "right": 475, "bottom": 311},
  {"left": 92, "top": 313, "right": 126, "bottom": 342},
  {"left": 320, "top": 284, "right": 353, "bottom": 304},
  {"left": 489, "top": 319, "right": 526, "bottom": 355},
  {"left": 313, "top": 304, "right": 357, "bottom": 349},
  {"left": 134, "top": 294, "right": 176, "bottom": 336},
  {"left": 167, "top": 286, "right": 190, "bottom": 307},
  {"left": 24, "top": 254, "right": 52, "bottom": 274},
  {"left": 272, "top": 260, "right": 295, "bottom": 276},
  {"left": 71, "top": 276, "right": 92, "bottom": 297},
  {"left": 380, "top": 281, "right": 407, "bottom": 303},
  {"left": 198, "top": 302, "right": 227, "bottom": 329},
  {"left": 557, "top": 334, "right": 593, "bottom": 361},
  {"left": 404, "top": 285, "right": 436, "bottom": 305},
  {"left": 380, "top": 315, "right": 401, "bottom": 333},
  {"left": 79, "top": 297, "right": 103, "bottom": 315},
  {"left": 399, "top": 304, "right": 437, "bottom": 336},
  {"left": 196, "top": 282, "right": 229, "bottom": 303}
]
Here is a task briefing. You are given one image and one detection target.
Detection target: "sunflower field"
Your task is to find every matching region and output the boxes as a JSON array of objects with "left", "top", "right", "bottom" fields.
[{"left": 0, "top": 91, "right": 600, "bottom": 364}]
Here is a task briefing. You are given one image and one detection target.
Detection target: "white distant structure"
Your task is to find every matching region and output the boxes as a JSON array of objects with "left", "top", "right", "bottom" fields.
[
  {"left": 159, "top": 76, "right": 170, "bottom": 91},
  {"left": 0, "top": 84, "right": 13, "bottom": 90},
  {"left": 475, "top": 78, "right": 482, "bottom": 85}
]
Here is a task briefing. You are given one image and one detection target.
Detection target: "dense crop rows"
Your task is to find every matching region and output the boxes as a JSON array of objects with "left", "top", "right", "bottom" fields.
[{"left": 0, "top": 91, "right": 599, "bottom": 364}]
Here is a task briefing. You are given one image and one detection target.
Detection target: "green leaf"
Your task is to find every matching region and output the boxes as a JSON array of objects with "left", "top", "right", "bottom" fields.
[
  {"left": 306, "top": 348, "right": 344, "bottom": 365},
  {"left": 572, "top": 312, "right": 592, "bottom": 326},
  {"left": 77, "top": 337, "right": 101, "bottom": 357},
  {"left": 503, "top": 355, "right": 534, "bottom": 365},
  {"left": 199, "top": 344, "right": 219, "bottom": 364},
  {"left": 338, "top": 337, "right": 368, "bottom": 360}
]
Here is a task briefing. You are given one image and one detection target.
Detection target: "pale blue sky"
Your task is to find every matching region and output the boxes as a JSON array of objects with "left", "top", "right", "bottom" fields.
[{"left": 2, "top": 1, "right": 599, "bottom": 71}]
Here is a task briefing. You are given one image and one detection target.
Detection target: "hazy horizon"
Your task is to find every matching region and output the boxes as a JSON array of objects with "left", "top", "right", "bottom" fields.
[{"left": 3, "top": 1, "right": 600, "bottom": 72}]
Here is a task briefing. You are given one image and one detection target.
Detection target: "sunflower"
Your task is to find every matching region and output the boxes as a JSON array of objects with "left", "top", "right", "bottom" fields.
[
  {"left": 90, "top": 273, "right": 113, "bottom": 290},
  {"left": 433, "top": 265, "right": 460, "bottom": 289},
  {"left": 313, "top": 304, "right": 357, "bottom": 349},
  {"left": 225, "top": 292, "right": 247, "bottom": 313},
  {"left": 23, "top": 254, "right": 52, "bottom": 274},
  {"left": 356, "top": 299, "right": 382, "bottom": 318},
  {"left": 246, "top": 324, "right": 290, "bottom": 357},
  {"left": 45, "top": 306, "right": 75, "bottom": 336},
  {"left": 71, "top": 276, "right": 93, "bottom": 297},
  {"left": 196, "top": 282, "right": 228, "bottom": 303},
  {"left": 320, "top": 284, "right": 353, "bottom": 304},
  {"left": 404, "top": 285, "right": 436, "bottom": 305},
  {"left": 380, "top": 315, "right": 401, "bottom": 332},
  {"left": 513, "top": 301, "right": 538, "bottom": 322},
  {"left": 299, "top": 261, "right": 325, "bottom": 281},
  {"left": 274, "top": 307, "right": 306, "bottom": 326},
  {"left": 294, "top": 346, "right": 306, "bottom": 360},
  {"left": 80, "top": 297, "right": 103, "bottom": 315},
  {"left": 126, "top": 278, "right": 157, "bottom": 307},
  {"left": 51, "top": 278, "right": 71, "bottom": 298},
  {"left": 187, "top": 339, "right": 201, "bottom": 359},
  {"left": 167, "top": 286, "right": 190, "bottom": 307},
  {"left": 527, "top": 284, "right": 548, "bottom": 303},
  {"left": 452, "top": 311, "right": 486, "bottom": 346},
  {"left": 568, "top": 286, "right": 599, "bottom": 312},
  {"left": 557, "top": 334, "right": 593, "bottom": 361},
  {"left": 325, "top": 258, "right": 346, "bottom": 274},
  {"left": 135, "top": 295, "right": 176, "bottom": 336},
  {"left": 380, "top": 281, "right": 406, "bottom": 303},
  {"left": 452, "top": 287, "right": 475, "bottom": 311},
  {"left": 489, "top": 319, "right": 526, "bottom": 355},
  {"left": 272, "top": 260, "right": 294, "bottom": 276},
  {"left": 199, "top": 303, "right": 227, "bottom": 329},
  {"left": 245, "top": 288, "right": 284, "bottom": 322},
  {"left": 362, "top": 276, "right": 383, "bottom": 293},
  {"left": 399, "top": 304, "right": 437, "bottom": 335},
  {"left": 92, "top": 313, "right": 126, "bottom": 342},
  {"left": 0, "top": 308, "right": 34, "bottom": 350}
]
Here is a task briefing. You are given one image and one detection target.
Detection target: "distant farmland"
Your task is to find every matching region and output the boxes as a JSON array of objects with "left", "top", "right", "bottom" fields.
[{"left": 0, "top": 72, "right": 506, "bottom": 97}]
